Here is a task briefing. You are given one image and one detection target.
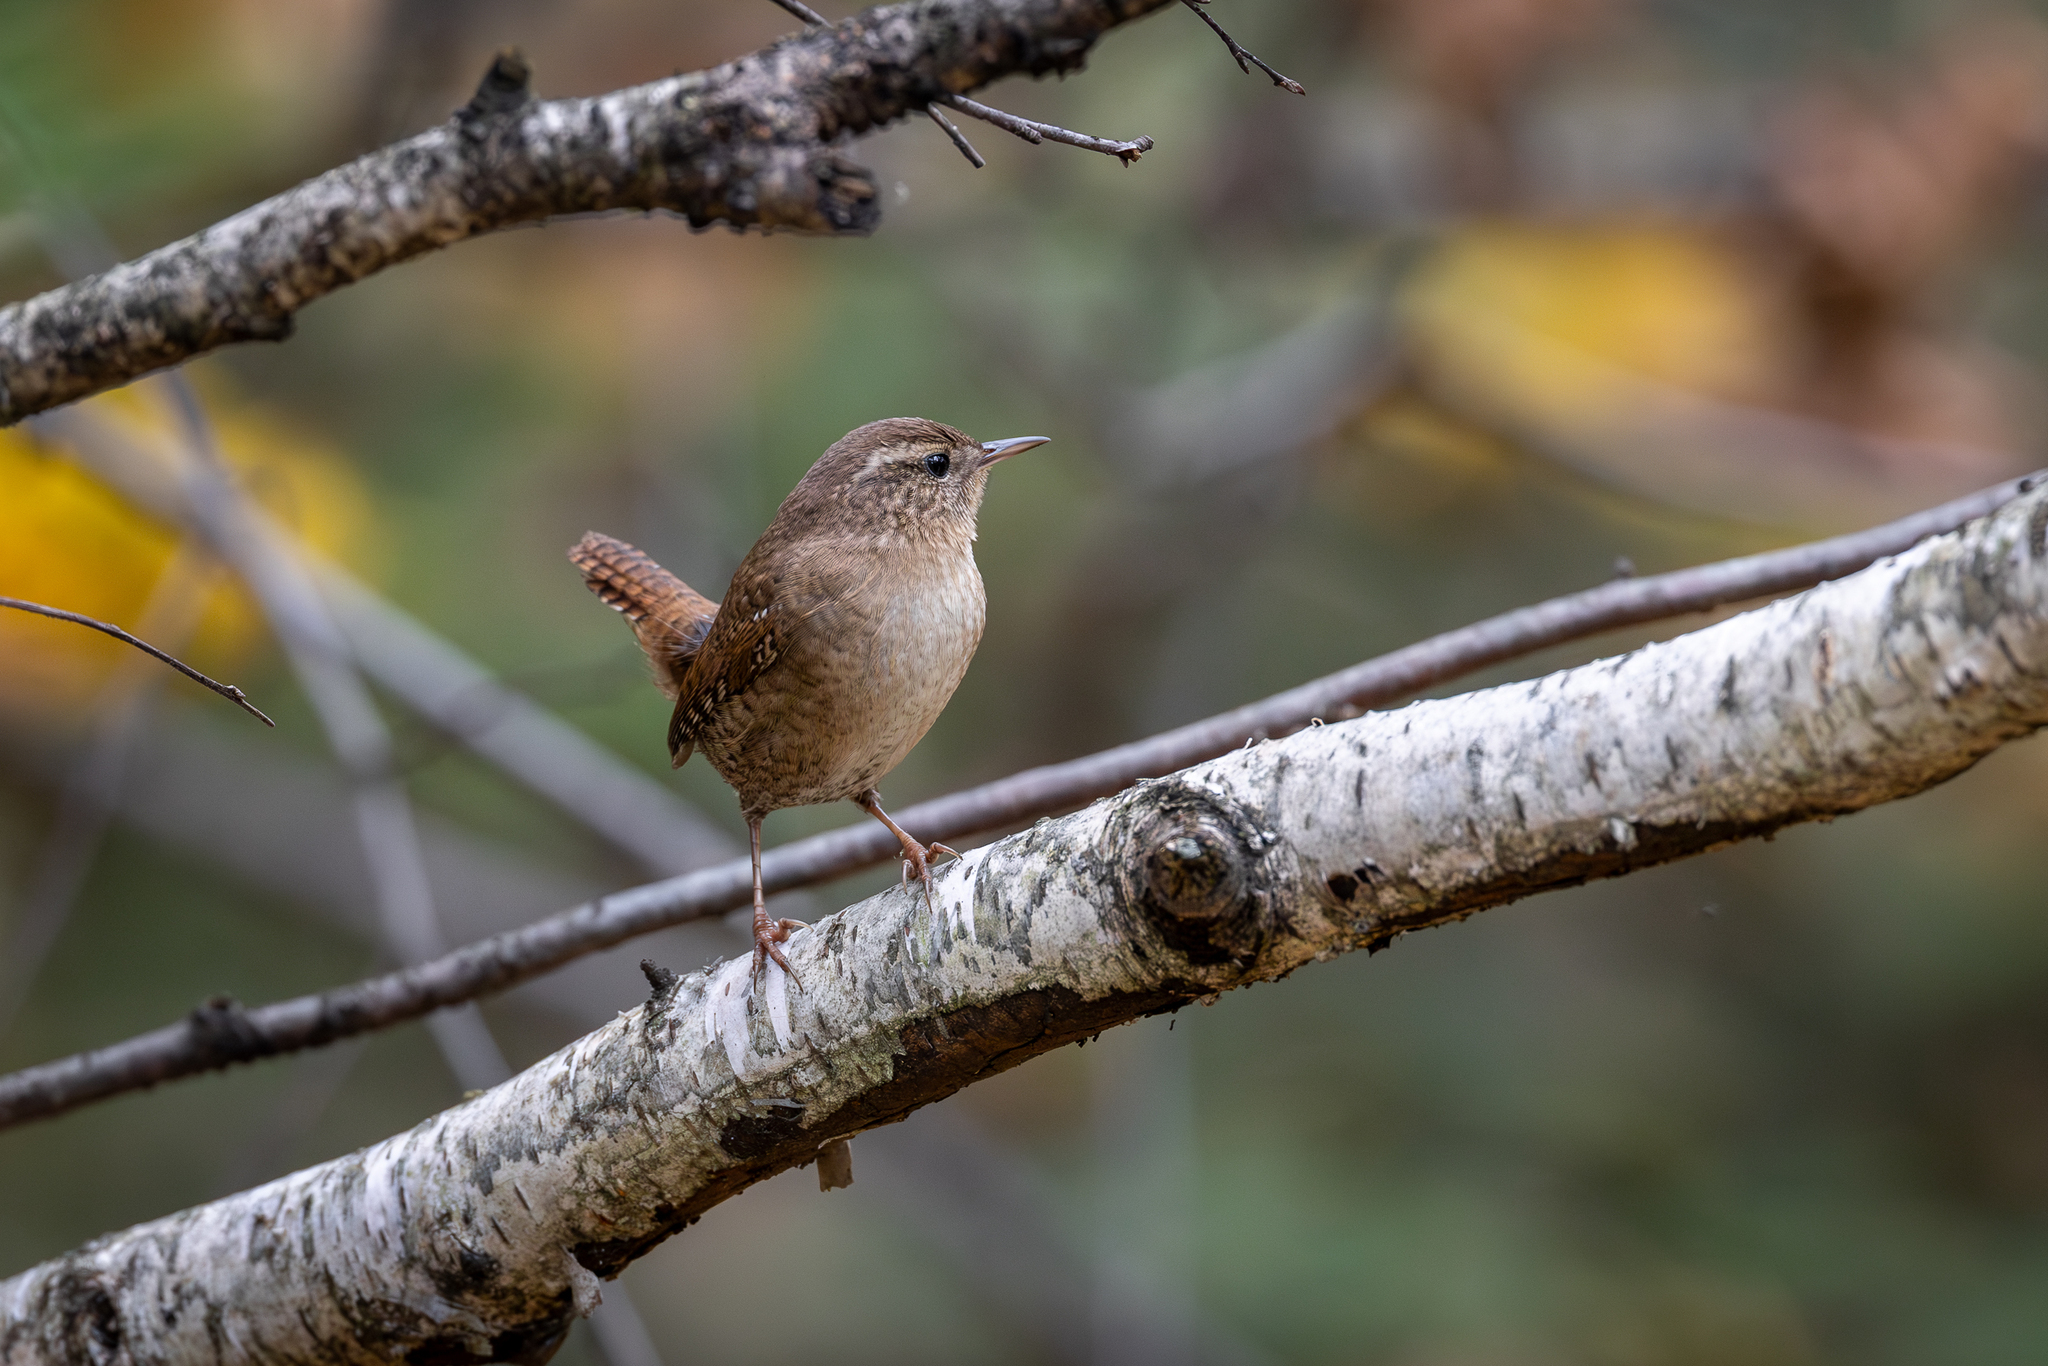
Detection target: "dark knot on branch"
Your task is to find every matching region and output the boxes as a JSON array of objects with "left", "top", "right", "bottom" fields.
[
  {"left": 461, "top": 50, "right": 534, "bottom": 125},
  {"left": 1146, "top": 830, "right": 1242, "bottom": 921},
  {"left": 1114, "top": 782, "right": 1280, "bottom": 965},
  {"left": 187, "top": 995, "right": 267, "bottom": 1065},
  {"left": 639, "top": 958, "right": 680, "bottom": 1006}
]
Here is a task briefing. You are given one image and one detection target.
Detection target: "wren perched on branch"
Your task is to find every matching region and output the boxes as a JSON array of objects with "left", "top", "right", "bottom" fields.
[{"left": 571, "top": 418, "right": 1048, "bottom": 983}]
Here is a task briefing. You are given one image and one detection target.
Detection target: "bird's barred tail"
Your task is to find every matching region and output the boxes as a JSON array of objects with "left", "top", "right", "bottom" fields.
[
  {"left": 569, "top": 531, "right": 686, "bottom": 622},
  {"left": 568, "top": 532, "right": 720, "bottom": 698}
]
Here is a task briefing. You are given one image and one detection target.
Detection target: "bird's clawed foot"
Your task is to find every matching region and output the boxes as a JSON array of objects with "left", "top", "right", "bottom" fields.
[
  {"left": 752, "top": 915, "right": 808, "bottom": 988},
  {"left": 857, "top": 789, "right": 959, "bottom": 911},
  {"left": 895, "top": 840, "right": 960, "bottom": 908}
]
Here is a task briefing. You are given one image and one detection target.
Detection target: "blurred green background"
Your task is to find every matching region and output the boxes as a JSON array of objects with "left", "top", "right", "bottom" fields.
[{"left": 3, "top": 0, "right": 2048, "bottom": 1362}]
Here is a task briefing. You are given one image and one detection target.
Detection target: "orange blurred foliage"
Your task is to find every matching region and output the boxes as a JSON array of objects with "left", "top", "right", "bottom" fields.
[{"left": 0, "top": 384, "right": 372, "bottom": 716}]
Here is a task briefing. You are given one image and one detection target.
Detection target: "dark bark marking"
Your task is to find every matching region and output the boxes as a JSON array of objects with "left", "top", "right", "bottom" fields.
[
  {"left": 407, "top": 1316, "right": 571, "bottom": 1366},
  {"left": 638, "top": 959, "right": 679, "bottom": 1006},
  {"left": 718, "top": 1106, "right": 810, "bottom": 1159},
  {"left": 187, "top": 995, "right": 267, "bottom": 1066}
]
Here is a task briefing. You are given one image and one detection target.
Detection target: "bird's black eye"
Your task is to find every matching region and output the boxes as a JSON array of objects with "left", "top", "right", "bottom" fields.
[{"left": 922, "top": 451, "right": 951, "bottom": 479}]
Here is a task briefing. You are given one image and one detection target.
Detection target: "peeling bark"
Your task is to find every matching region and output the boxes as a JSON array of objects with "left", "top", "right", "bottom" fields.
[
  {"left": 0, "top": 0, "right": 1173, "bottom": 426},
  {"left": 5, "top": 489, "right": 2046, "bottom": 1365}
]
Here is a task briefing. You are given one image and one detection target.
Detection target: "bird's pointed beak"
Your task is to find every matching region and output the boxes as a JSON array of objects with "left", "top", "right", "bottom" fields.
[{"left": 979, "top": 435, "right": 1051, "bottom": 465}]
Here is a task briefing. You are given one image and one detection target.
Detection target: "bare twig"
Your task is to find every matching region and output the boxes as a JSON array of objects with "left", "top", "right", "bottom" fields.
[
  {"left": 0, "top": 595, "right": 272, "bottom": 724},
  {"left": 754, "top": 0, "right": 991, "bottom": 170},
  {"left": 0, "top": 470, "right": 2037, "bottom": 1129},
  {"left": 1179, "top": 0, "right": 1304, "bottom": 94},
  {"left": 927, "top": 104, "right": 988, "bottom": 168},
  {"left": 943, "top": 93, "right": 1156, "bottom": 163},
  {"left": 768, "top": 0, "right": 829, "bottom": 26},
  {"left": 0, "top": 0, "right": 1180, "bottom": 424}
]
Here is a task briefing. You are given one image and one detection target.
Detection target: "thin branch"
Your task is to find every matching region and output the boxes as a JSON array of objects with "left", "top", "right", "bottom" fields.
[
  {"left": 0, "top": 595, "right": 272, "bottom": 725},
  {"left": 926, "top": 104, "right": 988, "bottom": 167},
  {"left": 754, "top": 1, "right": 992, "bottom": 171},
  {"left": 1179, "top": 0, "right": 1304, "bottom": 94},
  {"left": 9, "top": 486, "right": 2047, "bottom": 1364},
  {"left": 943, "top": 93, "right": 1157, "bottom": 163},
  {"left": 768, "top": 0, "right": 830, "bottom": 25},
  {"left": 0, "top": 471, "right": 2037, "bottom": 1129},
  {"left": 0, "top": 0, "right": 1179, "bottom": 425}
]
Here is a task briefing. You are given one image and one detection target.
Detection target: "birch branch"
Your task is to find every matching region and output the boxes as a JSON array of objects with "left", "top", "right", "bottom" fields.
[
  {"left": 0, "top": 471, "right": 2038, "bottom": 1130},
  {"left": 0, "top": 0, "right": 1175, "bottom": 426},
  {"left": 5, "top": 468, "right": 2045, "bottom": 1366}
]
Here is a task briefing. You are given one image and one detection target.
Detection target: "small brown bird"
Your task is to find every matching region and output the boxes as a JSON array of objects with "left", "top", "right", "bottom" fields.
[{"left": 570, "top": 418, "right": 1049, "bottom": 982}]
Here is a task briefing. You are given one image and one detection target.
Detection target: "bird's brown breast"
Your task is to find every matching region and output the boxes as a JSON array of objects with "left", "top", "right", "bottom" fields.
[{"left": 688, "top": 538, "right": 986, "bottom": 815}]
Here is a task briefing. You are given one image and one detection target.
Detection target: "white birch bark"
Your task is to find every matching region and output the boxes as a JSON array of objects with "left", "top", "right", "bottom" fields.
[{"left": 5, "top": 487, "right": 2046, "bottom": 1366}]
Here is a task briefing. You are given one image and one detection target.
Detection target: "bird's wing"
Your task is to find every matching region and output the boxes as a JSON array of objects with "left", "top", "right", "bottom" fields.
[
  {"left": 668, "top": 562, "right": 787, "bottom": 764},
  {"left": 667, "top": 541, "right": 866, "bottom": 766},
  {"left": 568, "top": 532, "right": 720, "bottom": 699}
]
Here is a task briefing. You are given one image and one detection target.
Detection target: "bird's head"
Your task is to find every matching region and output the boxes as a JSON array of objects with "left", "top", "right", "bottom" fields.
[{"left": 787, "top": 417, "right": 1049, "bottom": 546}]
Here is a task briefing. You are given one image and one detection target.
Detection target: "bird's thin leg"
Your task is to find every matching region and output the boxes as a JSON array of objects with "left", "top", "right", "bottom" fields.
[
  {"left": 856, "top": 790, "right": 955, "bottom": 909},
  {"left": 748, "top": 814, "right": 801, "bottom": 987}
]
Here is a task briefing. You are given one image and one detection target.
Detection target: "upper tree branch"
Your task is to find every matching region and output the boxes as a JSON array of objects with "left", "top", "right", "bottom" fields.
[
  {"left": 0, "top": 472, "right": 2036, "bottom": 1130},
  {"left": 0, "top": 0, "right": 1174, "bottom": 426},
  {"left": 5, "top": 480, "right": 2045, "bottom": 1366}
]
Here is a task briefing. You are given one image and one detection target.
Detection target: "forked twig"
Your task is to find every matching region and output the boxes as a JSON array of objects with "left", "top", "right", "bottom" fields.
[
  {"left": 0, "top": 595, "right": 274, "bottom": 725},
  {"left": 926, "top": 104, "right": 987, "bottom": 168},
  {"left": 761, "top": 0, "right": 987, "bottom": 168},
  {"left": 760, "top": 0, "right": 1129, "bottom": 167},
  {"left": 1181, "top": 0, "right": 1305, "bottom": 94},
  {"left": 771, "top": 0, "right": 1162, "bottom": 168},
  {"left": 943, "top": 94, "right": 1155, "bottom": 164}
]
